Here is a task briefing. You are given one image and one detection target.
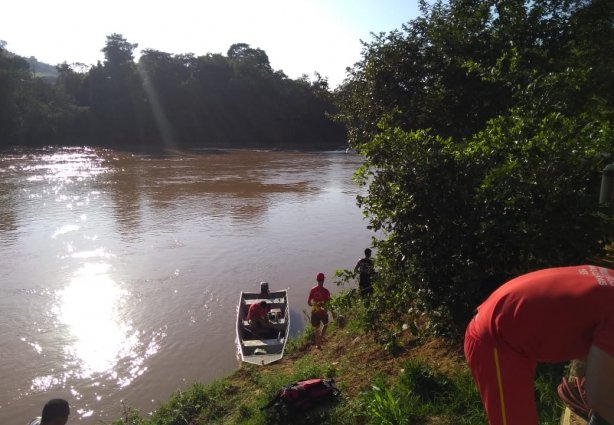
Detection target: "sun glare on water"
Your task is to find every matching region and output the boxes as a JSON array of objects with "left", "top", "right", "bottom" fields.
[
  {"left": 45, "top": 262, "right": 162, "bottom": 393},
  {"left": 56, "top": 263, "right": 134, "bottom": 376}
]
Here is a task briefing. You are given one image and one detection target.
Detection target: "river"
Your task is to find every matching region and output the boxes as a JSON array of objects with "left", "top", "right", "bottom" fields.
[{"left": 0, "top": 146, "right": 373, "bottom": 424}]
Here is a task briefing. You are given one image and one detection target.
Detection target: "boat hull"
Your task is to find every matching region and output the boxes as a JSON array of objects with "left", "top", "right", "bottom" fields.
[{"left": 236, "top": 290, "right": 289, "bottom": 365}]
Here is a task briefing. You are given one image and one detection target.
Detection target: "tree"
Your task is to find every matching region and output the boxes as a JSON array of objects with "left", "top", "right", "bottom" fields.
[
  {"left": 336, "top": 0, "right": 511, "bottom": 146},
  {"left": 137, "top": 50, "right": 198, "bottom": 146},
  {"left": 82, "top": 34, "right": 145, "bottom": 146},
  {"left": 339, "top": 0, "right": 614, "bottom": 337},
  {"left": 227, "top": 43, "right": 272, "bottom": 73},
  {"left": 56, "top": 62, "right": 87, "bottom": 102},
  {"left": 0, "top": 44, "right": 83, "bottom": 146},
  {"left": 0, "top": 45, "right": 30, "bottom": 144},
  {"left": 102, "top": 33, "right": 138, "bottom": 72}
]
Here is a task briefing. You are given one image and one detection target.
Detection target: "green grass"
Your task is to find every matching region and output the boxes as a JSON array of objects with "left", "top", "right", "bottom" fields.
[{"left": 355, "top": 360, "right": 486, "bottom": 425}]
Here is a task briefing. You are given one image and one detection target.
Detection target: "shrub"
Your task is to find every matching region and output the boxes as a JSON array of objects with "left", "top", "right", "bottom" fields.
[{"left": 356, "top": 108, "right": 613, "bottom": 336}]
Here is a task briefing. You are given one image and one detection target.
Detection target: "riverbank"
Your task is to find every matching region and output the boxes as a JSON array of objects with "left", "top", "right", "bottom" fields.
[
  {"left": 110, "top": 299, "right": 574, "bottom": 425},
  {"left": 110, "top": 250, "right": 614, "bottom": 425},
  {"left": 110, "top": 308, "right": 482, "bottom": 425}
]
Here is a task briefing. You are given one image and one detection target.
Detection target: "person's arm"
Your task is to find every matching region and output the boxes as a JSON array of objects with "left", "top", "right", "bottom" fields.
[{"left": 585, "top": 345, "right": 614, "bottom": 423}]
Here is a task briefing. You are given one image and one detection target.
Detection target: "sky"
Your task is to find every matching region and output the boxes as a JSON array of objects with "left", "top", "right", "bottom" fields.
[{"left": 1, "top": 0, "right": 421, "bottom": 88}]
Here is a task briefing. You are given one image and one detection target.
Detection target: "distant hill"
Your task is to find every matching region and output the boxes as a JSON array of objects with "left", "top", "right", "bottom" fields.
[
  {"left": 0, "top": 40, "right": 59, "bottom": 82},
  {"left": 25, "top": 56, "right": 58, "bottom": 81}
]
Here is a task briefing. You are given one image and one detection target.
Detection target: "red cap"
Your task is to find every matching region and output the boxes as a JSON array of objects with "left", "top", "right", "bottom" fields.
[{"left": 316, "top": 272, "right": 325, "bottom": 281}]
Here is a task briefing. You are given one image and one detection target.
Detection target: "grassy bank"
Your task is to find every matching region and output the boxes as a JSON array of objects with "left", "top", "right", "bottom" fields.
[{"left": 109, "top": 298, "right": 566, "bottom": 425}]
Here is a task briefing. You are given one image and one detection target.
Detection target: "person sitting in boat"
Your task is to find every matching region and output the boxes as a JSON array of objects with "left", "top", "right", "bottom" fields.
[{"left": 246, "top": 300, "right": 273, "bottom": 335}]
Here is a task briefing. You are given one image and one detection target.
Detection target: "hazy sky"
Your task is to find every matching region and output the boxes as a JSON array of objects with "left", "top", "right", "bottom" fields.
[{"left": 2, "top": 0, "right": 421, "bottom": 87}]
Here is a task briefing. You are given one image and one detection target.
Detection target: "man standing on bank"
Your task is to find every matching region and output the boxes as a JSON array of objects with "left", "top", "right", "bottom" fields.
[
  {"left": 308, "top": 272, "right": 331, "bottom": 349},
  {"left": 354, "top": 248, "right": 375, "bottom": 297},
  {"left": 464, "top": 265, "right": 614, "bottom": 425}
]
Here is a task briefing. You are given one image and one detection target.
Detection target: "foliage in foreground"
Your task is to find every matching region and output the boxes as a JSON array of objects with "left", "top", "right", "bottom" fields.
[{"left": 360, "top": 360, "right": 563, "bottom": 425}]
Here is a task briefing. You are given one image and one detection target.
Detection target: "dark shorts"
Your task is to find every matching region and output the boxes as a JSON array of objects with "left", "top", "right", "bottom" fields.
[
  {"left": 311, "top": 310, "right": 329, "bottom": 327},
  {"left": 359, "top": 275, "right": 373, "bottom": 296}
]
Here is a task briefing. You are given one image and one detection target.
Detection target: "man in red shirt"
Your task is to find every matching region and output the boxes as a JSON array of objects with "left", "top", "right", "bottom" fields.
[
  {"left": 247, "top": 300, "right": 272, "bottom": 336},
  {"left": 308, "top": 272, "right": 331, "bottom": 349},
  {"left": 464, "top": 265, "right": 614, "bottom": 425}
]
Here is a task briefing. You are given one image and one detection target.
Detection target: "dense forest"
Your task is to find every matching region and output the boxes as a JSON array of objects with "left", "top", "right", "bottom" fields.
[
  {"left": 0, "top": 37, "right": 346, "bottom": 150},
  {"left": 334, "top": 0, "right": 614, "bottom": 338}
]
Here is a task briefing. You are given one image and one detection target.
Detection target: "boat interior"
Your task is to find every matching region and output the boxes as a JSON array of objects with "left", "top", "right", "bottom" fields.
[{"left": 238, "top": 293, "right": 289, "bottom": 354}]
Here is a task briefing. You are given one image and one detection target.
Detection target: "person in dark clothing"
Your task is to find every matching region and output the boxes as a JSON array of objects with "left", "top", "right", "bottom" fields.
[
  {"left": 28, "top": 398, "right": 70, "bottom": 425},
  {"left": 354, "top": 248, "right": 374, "bottom": 296}
]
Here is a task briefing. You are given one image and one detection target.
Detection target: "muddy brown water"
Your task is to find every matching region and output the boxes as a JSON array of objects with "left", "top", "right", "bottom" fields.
[{"left": 0, "top": 147, "right": 373, "bottom": 424}]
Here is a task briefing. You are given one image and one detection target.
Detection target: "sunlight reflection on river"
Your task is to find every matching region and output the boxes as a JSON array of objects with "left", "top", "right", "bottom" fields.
[{"left": 53, "top": 263, "right": 155, "bottom": 384}]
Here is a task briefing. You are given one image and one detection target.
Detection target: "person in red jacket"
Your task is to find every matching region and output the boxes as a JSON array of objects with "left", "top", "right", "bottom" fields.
[
  {"left": 464, "top": 265, "right": 614, "bottom": 425},
  {"left": 308, "top": 272, "right": 331, "bottom": 349},
  {"left": 246, "top": 300, "right": 272, "bottom": 336}
]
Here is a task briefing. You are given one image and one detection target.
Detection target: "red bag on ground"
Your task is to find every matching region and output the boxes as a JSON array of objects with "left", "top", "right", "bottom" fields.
[{"left": 264, "top": 378, "right": 341, "bottom": 412}]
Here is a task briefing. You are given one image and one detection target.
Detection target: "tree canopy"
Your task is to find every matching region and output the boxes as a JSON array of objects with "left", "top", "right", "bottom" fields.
[
  {"left": 336, "top": 0, "right": 614, "bottom": 337},
  {"left": 0, "top": 36, "right": 345, "bottom": 150}
]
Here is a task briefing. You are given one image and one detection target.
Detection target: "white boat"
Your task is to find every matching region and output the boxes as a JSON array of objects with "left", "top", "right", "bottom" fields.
[{"left": 236, "top": 287, "right": 290, "bottom": 366}]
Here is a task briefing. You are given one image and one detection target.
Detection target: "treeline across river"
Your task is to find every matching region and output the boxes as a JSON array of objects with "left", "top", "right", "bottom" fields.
[{"left": 0, "top": 35, "right": 346, "bottom": 151}]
